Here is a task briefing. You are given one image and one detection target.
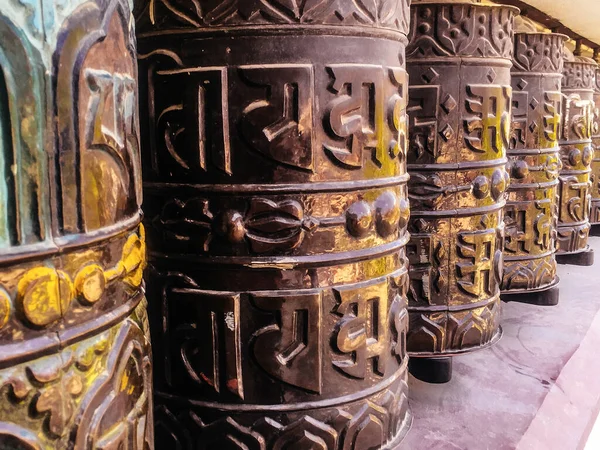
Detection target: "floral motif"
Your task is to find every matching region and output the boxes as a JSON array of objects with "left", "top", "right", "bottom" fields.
[{"left": 136, "top": 0, "right": 411, "bottom": 34}]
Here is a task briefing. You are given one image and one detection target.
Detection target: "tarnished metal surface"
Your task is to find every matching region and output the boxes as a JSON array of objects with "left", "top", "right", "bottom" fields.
[
  {"left": 0, "top": 0, "right": 152, "bottom": 448},
  {"left": 501, "top": 28, "right": 565, "bottom": 295},
  {"left": 135, "top": 0, "right": 412, "bottom": 448},
  {"left": 405, "top": 1, "right": 516, "bottom": 356},
  {"left": 591, "top": 66, "right": 600, "bottom": 226},
  {"left": 557, "top": 55, "right": 595, "bottom": 254}
]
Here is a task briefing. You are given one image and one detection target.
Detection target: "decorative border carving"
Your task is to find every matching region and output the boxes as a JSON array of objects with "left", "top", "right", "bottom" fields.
[
  {"left": 512, "top": 32, "right": 566, "bottom": 73},
  {"left": 134, "top": 0, "right": 411, "bottom": 35},
  {"left": 406, "top": 2, "right": 517, "bottom": 59}
]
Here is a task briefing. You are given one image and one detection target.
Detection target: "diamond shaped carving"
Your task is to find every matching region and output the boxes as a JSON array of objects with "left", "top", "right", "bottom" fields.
[
  {"left": 529, "top": 122, "right": 538, "bottom": 133},
  {"left": 517, "top": 78, "right": 528, "bottom": 90},
  {"left": 439, "top": 124, "right": 454, "bottom": 141},
  {"left": 441, "top": 94, "right": 457, "bottom": 114},
  {"left": 529, "top": 97, "right": 539, "bottom": 110},
  {"left": 422, "top": 67, "right": 440, "bottom": 84},
  {"left": 486, "top": 68, "right": 497, "bottom": 83}
]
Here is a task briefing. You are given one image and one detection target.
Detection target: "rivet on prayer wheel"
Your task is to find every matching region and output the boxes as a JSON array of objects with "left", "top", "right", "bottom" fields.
[
  {"left": 501, "top": 18, "right": 565, "bottom": 306},
  {"left": 0, "top": 0, "right": 153, "bottom": 448},
  {"left": 135, "top": 0, "right": 413, "bottom": 448},
  {"left": 556, "top": 52, "right": 595, "bottom": 266},
  {"left": 405, "top": 0, "right": 517, "bottom": 383}
]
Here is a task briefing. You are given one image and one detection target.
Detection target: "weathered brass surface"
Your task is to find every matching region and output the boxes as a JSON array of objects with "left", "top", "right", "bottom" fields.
[
  {"left": 591, "top": 66, "right": 600, "bottom": 226},
  {"left": 501, "top": 29, "right": 565, "bottom": 296},
  {"left": 0, "top": 0, "right": 152, "bottom": 448},
  {"left": 135, "top": 0, "right": 412, "bottom": 448},
  {"left": 557, "top": 55, "right": 595, "bottom": 254},
  {"left": 405, "top": 1, "right": 516, "bottom": 356}
]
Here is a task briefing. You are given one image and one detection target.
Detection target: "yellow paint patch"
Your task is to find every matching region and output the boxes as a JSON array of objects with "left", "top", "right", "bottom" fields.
[{"left": 18, "top": 267, "right": 73, "bottom": 327}]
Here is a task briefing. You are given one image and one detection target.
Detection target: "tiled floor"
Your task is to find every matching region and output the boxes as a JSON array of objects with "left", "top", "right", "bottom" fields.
[{"left": 401, "top": 236, "right": 600, "bottom": 450}]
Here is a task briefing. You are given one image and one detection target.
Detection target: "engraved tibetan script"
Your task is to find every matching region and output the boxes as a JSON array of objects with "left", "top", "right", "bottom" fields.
[
  {"left": 408, "top": 85, "right": 439, "bottom": 160},
  {"left": 171, "top": 288, "right": 244, "bottom": 399},
  {"left": 324, "top": 65, "right": 406, "bottom": 169},
  {"left": 239, "top": 65, "right": 314, "bottom": 171},
  {"left": 465, "top": 84, "right": 511, "bottom": 154},
  {"left": 332, "top": 278, "right": 391, "bottom": 378},
  {"left": 543, "top": 91, "right": 561, "bottom": 145},
  {"left": 457, "top": 230, "right": 495, "bottom": 297},
  {"left": 251, "top": 291, "right": 322, "bottom": 393}
]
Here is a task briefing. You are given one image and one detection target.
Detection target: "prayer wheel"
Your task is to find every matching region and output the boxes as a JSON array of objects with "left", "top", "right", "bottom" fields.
[
  {"left": 556, "top": 53, "right": 595, "bottom": 265},
  {"left": 0, "top": 0, "right": 152, "bottom": 448},
  {"left": 135, "top": 0, "right": 412, "bottom": 448},
  {"left": 501, "top": 20, "right": 565, "bottom": 305},
  {"left": 405, "top": 0, "right": 516, "bottom": 382},
  {"left": 591, "top": 65, "right": 600, "bottom": 231}
]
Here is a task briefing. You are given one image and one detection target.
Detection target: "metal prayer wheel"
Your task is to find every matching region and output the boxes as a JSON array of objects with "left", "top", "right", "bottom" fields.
[
  {"left": 556, "top": 54, "right": 595, "bottom": 265},
  {"left": 0, "top": 0, "right": 152, "bottom": 448},
  {"left": 591, "top": 66, "right": 600, "bottom": 228},
  {"left": 135, "top": 0, "right": 412, "bottom": 448},
  {"left": 405, "top": 0, "right": 516, "bottom": 382},
  {"left": 501, "top": 21, "right": 565, "bottom": 305}
]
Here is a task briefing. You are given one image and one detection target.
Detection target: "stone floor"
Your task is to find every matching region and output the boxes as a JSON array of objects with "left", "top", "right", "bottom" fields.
[{"left": 401, "top": 236, "right": 600, "bottom": 450}]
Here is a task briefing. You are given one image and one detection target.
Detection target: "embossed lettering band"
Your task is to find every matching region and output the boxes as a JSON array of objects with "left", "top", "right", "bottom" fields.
[
  {"left": 0, "top": 0, "right": 153, "bottom": 448},
  {"left": 405, "top": 1, "right": 517, "bottom": 377},
  {"left": 136, "top": 0, "right": 413, "bottom": 448},
  {"left": 501, "top": 20, "right": 566, "bottom": 304}
]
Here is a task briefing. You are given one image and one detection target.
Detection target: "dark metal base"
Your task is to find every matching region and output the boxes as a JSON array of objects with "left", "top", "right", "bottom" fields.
[
  {"left": 591, "top": 225, "right": 600, "bottom": 237},
  {"left": 409, "top": 357, "right": 453, "bottom": 384},
  {"left": 556, "top": 248, "right": 594, "bottom": 266},
  {"left": 501, "top": 285, "right": 559, "bottom": 306}
]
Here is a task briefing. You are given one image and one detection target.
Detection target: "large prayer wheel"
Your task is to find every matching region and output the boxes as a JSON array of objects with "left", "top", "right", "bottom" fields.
[
  {"left": 556, "top": 54, "right": 595, "bottom": 265},
  {"left": 0, "top": 0, "right": 152, "bottom": 448},
  {"left": 135, "top": 0, "right": 412, "bottom": 448},
  {"left": 501, "top": 21, "right": 565, "bottom": 305},
  {"left": 591, "top": 65, "right": 600, "bottom": 230},
  {"left": 405, "top": 0, "right": 516, "bottom": 382}
]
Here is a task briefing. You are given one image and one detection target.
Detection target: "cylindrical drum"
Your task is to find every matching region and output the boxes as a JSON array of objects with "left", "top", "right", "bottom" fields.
[
  {"left": 591, "top": 66, "right": 600, "bottom": 227},
  {"left": 135, "top": 1, "right": 412, "bottom": 448},
  {"left": 557, "top": 54, "right": 595, "bottom": 264},
  {"left": 0, "top": 0, "right": 152, "bottom": 448},
  {"left": 405, "top": 1, "right": 515, "bottom": 367},
  {"left": 501, "top": 23, "right": 565, "bottom": 304}
]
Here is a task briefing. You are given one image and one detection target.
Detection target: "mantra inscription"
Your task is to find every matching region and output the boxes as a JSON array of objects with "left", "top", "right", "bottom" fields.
[
  {"left": 136, "top": 0, "right": 412, "bottom": 448},
  {"left": 502, "top": 31, "right": 565, "bottom": 293},
  {"left": 404, "top": 1, "right": 516, "bottom": 356},
  {"left": 592, "top": 66, "right": 600, "bottom": 225},
  {"left": 557, "top": 56, "right": 595, "bottom": 254},
  {"left": 0, "top": 0, "right": 152, "bottom": 448}
]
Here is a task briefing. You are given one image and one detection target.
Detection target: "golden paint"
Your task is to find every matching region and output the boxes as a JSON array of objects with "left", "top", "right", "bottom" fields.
[
  {"left": 0, "top": 288, "right": 11, "bottom": 329},
  {"left": 17, "top": 267, "right": 74, "bottom": 327},
  {"left": 74, "top": 264, "right": 106, "bottom": 304}
]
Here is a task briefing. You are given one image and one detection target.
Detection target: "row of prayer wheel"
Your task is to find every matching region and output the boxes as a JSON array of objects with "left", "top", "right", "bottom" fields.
[{"left": 0, "top": 0, "right": 599, "bottom": 448}]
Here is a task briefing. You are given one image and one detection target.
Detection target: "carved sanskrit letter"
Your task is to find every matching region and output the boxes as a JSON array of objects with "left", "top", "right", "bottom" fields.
[
  {"left": 157, "top": 67, "right": 230, "bottom": 175},
  {"left": 332, "top": 279, "right": 391, "bottom": 378},
  {"left": 388, "top": 68, "right": 408, "bottom": 160},
  {"left": 561, "top": 176, "right": 590, "bottom": 222},
  {"left": 407, "top": 85, "right": 439, "bottom": 160},
  {"left": 465, "top": 85, "right": 512, "bottom": 153},
  {"left": 239, "top": 65, "right": 314, "bottom": 171},
  {"left": 563, "top": 94, "right": 594, "bottom": 141},
  {"left": 323, "top": 65, "right": 386, "bottom": 169},
  {"left": 535, "top": 197, "right": 553, "bottom": 249},
  {"left": 543, "top": 91, "right": 562, "bottom": 146},
  {"left": 509, "top": 91, "right": 528, "bottom": 149},
  {"left": 85, "top": 68, "right": 137, "bottom": 154},
  {"left": 504, "top": 203, "right": 535, "bottom": 254},
  {"left": 171, "top": 288, "right": 244, "bottom": 399},
  {"left": 251, "top": 291, "right": 322, "bottom": 393},
  {"left": 457, "top": 230, "right": 495, "bottom": 297}
]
